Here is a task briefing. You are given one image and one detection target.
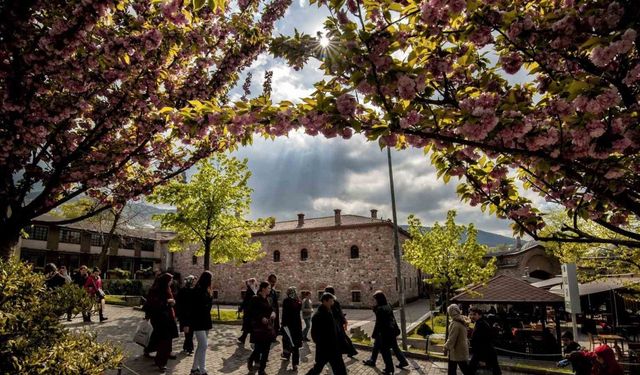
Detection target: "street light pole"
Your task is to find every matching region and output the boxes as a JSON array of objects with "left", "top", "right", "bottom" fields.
[{"left": 387, "top": 146, "right": 408, "bottom": 350}]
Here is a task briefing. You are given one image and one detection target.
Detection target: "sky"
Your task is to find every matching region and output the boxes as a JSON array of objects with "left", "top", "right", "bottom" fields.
[{"left": 223, "top": 1, "right": 538, "bottom": 236}]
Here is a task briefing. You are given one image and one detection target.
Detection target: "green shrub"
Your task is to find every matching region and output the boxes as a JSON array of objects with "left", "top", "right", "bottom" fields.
[
  {"left": 107, "top": 268, "right": 131, "bottom": 279},
  {"left": 103, "top": 279, "right": 144, "bottom": 295},
  {"left": 0, "top": 258, "right": 123, "bottom": 374}
]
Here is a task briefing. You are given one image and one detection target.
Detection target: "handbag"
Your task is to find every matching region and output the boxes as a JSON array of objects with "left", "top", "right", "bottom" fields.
[{"left": 133, "top": 320, "right": 154, "bottom": 347}]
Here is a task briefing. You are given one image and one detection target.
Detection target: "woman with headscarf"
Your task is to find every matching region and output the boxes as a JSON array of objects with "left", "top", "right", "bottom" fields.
[
  {"left": 570, "top": 344, "right": 623, "bottom": 375},
  {"left": 143, "top": 273, "right": 179, "bottom": 372},
  {"left": 281, "top": 286, "right": 303, "bottom": 371},
  {"left": 247, "top": 281, "right": 276, "bottom": 375},
  {"left": 444, "top": 304, "right": 470, "bottom": 375},
  {"left": 185, "top": 271, "right": 213, "bottom": 375},
  {"left": 238, "top": 277, "right": 258, "bottom": 344}
]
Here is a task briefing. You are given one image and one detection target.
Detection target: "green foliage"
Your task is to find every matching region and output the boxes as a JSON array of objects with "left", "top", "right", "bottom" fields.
[
  {"left": 0, "top": 258, "right": 122, "bottom": 374},
  {"left": 541, "top": 210, "right": 640, "bottom": 282},
  {"left": 211, "top": 308, "right": 242, "bottom": 322},
  {"left": 403, "top": 210, "right": 496, "bottom": 294},
  {"left": 149, "top": 154, "right": 274, "bottom": 269},
  {"left": 103, "top": 279, "right": 144, "bottom": 296},
  {"left": 107, "top": 268, "right": 131, "bottom": 279}
]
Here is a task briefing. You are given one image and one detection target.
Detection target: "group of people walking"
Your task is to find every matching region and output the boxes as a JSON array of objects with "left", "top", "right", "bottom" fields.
[{"left": 43, "top": 262, "right": 107, "bottom": 322}]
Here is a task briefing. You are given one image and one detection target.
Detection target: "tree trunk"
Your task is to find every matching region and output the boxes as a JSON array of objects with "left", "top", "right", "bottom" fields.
[
  {"left": 203, "top": 239, "right": 211, "bottom": 271},
  {"left": 0, "top": 218, "right": 25, "bottom": 260},
  {"left": 97, "top": 210, "right": 121, "bottom": 272}
]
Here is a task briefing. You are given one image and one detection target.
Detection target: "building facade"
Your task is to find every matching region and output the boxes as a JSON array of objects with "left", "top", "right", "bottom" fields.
[
  {"left": 17, "top": 214, "right": 171, "bottom": 273},
  {"left": 172, "top": 209, "right": 423, "bottom": 308},
  {"left": 487, "top": 240, "right": 561, "bottom": 281}
]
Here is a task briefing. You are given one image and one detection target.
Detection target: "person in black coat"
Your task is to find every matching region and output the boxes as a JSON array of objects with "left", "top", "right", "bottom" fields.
[
  {"left": 44, "top": 263, "right": 67, "bottom": 289},
  {"left": 469, "top": 307, "right": 501, "bottom": 375},
  {"left": 248, "top": 281, "right": 276, "bottom": 375},
  {"left": 143, "top": 273, "right": 179, "bottom": 372},
  {"left": 370, "top": 291, "right": 408, "bottom": 375},
  {"left": 305, "top": 293, "right": 347, "bottom": 375},
  {"left": 238, "top": 277, "right": 258, "bottom": 344},
  {"left": 267, "top": 274, "right": 280, "bottom": 339},
  {"left": 175, "top": 275, "right": 196, "bottom": 354},
  {"left": 325, "top": 286, "right": 357, "bottom": 357},
  {"left": 281, "top": 286, "right": 303, "bottom": 370},
  {"left": 72, "top": 265, "right": 91, "bottom": 322},
  {"left": 184, "top": 271, "right": 213, "bottom": 375}
]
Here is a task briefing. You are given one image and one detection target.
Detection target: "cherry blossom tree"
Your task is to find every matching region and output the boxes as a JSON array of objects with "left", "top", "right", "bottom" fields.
[
  {"left": 0, "top": 0, "right": 291, "bottom": 258},
  {"left": 202, "top": 0, "right": 640, "bottom": 248}
]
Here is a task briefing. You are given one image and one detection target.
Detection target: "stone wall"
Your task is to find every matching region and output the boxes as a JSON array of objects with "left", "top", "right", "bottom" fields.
[{"left": 171, "top": 224, "right": 421, "bottom": 308}]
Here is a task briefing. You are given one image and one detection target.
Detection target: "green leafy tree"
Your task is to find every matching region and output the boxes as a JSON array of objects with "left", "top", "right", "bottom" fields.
[
  {"left": 0, "top": 258, "right": 122, "bottom": 374},
  {"left": 403, "top": 210, "right": 496, "bottom": 336},
  {"left": 541, "top": 210, "right": 640, "bottom": 282},
  {"left": 148, "top": 154, "right": 273, "bottom": 270}
]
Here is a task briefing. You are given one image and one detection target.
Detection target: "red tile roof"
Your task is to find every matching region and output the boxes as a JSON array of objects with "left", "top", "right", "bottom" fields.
[{"left": 451, "top": 274, "right": 564, "bottom": 304}]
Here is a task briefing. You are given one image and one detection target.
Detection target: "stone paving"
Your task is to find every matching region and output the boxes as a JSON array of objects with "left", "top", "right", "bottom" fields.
[{"left": 65, "top": 305, "right": 524, "bottom": 375}]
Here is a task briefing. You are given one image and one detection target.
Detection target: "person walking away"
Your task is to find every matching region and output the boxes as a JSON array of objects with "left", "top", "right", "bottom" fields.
[
  {"left": 267, "top": 274, "right": 280, "bottom": 340},
  {"left": 305, "top": 293, "right": 347, "bottom": 375},
  {"left": 301, "top": 291, "right": 313, "bottom": 341},
  {"left": 238, "top": 277, "right": 258, "bottom": 344},
  {"left": 568, "top": 345, "right": 623, "bottom": 375},
  {"left": 143, "top": 273, "right": 179, "bottom": 372},
  {"left": 324, "top": 286, "right": 358, "bottom": 357},
  {"left": 364, "top": 291, "right": 409, "bottom": 374},
  {"left": 176, "top": 275, "right": 196, "bottom": 355},
  {"left": 558, "top": 331, "right": 590, "bottom": 375},
  {"left": 84, "top": 267, "right": 108, "bottom": 322},
  {"left": 73, "top": 265, "right": 91, "bottom": 322},
  {"left": 185, "top": 271, "right": 213, "bottom": 375},
  {"left": 248, "top": 281, "right": 276, "bottom": 375},
  {"left": 281, "top": 286, "right": 303, "bottom": 371},
  {"left": 57, "top": 265, "right": 73, "bottom": 320},
  {"left": 444, "top": 304, "right": 470, "bottom": 375},
  {"left": 468, "top": 307, "right": 501, "bottom": 375}
]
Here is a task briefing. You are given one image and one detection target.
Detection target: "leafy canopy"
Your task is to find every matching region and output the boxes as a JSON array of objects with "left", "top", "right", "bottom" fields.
[
  {"left": 148, "top": 154, "right": 273, "bottom": 269},
  {"left": 403, "top": 210, "right": 496, "bottom": 292}
]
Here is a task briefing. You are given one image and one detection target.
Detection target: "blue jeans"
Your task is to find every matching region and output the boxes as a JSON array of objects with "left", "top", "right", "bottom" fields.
[
  {"left": 302, "top": 317, "right": 311, "bottom": 339},
  {"left": 192, "top": 330, "right": 208, "bottom": 373}
]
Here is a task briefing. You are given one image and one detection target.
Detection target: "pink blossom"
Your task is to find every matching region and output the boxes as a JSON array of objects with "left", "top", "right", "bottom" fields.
[
  {"left": 469, "top": 26, "right": 493, "bottom": 47},
  {"left": 499, "top": 52, "right": 524, "bottom": 74},
  {"left": 397, "top": 75, "right": 417, "bottom": 100},
  {"left": 336, "top": 93, "right": 357, "bottom": 117},
  {"left": 586, "top": 120, "right": 606, "bottom": 138},
  {"left": 604, "top": 169, "right": 625, "bottom": 179},
  {"left": 399, "top": 110, "right": 422, "bottom": 129}
]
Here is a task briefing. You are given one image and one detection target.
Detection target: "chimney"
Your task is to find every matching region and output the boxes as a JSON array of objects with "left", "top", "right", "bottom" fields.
[
  {"left": 297, "top": 213, "right": 305, "bottom": 227},
  {"left": 370, "top": 209, "right": 378, "bottom": 219},
  {"left": 334, "top": 209, "right": 341, "bottom": 226}
]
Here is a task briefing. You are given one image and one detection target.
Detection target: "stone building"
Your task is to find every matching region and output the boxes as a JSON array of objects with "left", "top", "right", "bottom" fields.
[
  {"left": 17, "top": 214, "right": 172, "bottom": 273},
  {"left": 172, "top": 209, "right": 424, "bottom": 308},
  {"left": 487, "top": 239, "right": 561, "bottom": 281}
]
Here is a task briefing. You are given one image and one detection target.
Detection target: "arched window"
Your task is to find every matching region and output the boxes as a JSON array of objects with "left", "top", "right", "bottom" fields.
[
  {"left": 350, "top": 245, "right": 359, "bottom": 259},
  {"left": 273, "top": 250, "right": 281, "bottom": 262},
  {"left": 300, "top": 248, "right": 308, "bottom": 261}
]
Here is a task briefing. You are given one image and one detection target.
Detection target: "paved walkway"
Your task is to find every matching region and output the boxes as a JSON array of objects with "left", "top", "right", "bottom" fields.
[{"left": 65, "top": 305, "right": 526, "bottom": 375}]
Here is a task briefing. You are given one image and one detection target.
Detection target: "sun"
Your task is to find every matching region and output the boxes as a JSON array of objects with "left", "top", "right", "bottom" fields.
[{"left": 319, "top": 35, "right": 331, "bottom": 48}]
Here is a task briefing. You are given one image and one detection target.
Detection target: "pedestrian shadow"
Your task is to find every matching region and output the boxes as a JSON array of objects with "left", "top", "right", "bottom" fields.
[{"left": 218, "top": 344, "right": 252, "bottom": 373}]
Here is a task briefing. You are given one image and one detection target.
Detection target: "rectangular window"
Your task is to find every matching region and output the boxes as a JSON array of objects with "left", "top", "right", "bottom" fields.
[
  {"left": 59, "top": 228, "right": 81, "bottom": 244},
  {"left": 90, "top": 233, "right": 104, "bottom": 247},
  {"left": 120, "top": 236, "right": 135, "bottom": 249},
  {"left": 192, "top": 256, "right": 198, "bottom": 265},
  {"left": 140, "top": 239, "right": 155, "bottom": 252},
  {"left": 395, "top": 277, "right": 398, "bottom": 291},
  {"left": 317, "top": 290, "right": 324, "bottom": 301},
  {"left": 212, "top": 290, "right": 219, "bottom": 299},
  {"left": 351, "top": 291, "right": 361, "bottom": 303},
  {"left": 26, "top": 225, "right": 49, "bottom": 241}
]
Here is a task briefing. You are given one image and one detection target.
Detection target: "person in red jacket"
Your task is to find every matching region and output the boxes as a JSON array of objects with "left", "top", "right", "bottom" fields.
[
  {"left": 569, "top": 344, "right": 623, "bottom": 375},
  {"left": 84, "top": 267, "right": 107, "bottom": 322}
]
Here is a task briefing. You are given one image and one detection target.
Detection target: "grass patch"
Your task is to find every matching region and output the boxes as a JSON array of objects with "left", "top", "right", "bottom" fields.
[
  {"left": 211, "top": 308, "right": 242, "bottom": 322},
  {"left": 351, "top": 336, "right": 373, "bottom": 346},
  {"left": 104, "top": 295, "right": 127, "bottom": 306},
  {"left": 410, "top": 313, "right": 447, "bottom": 337}
]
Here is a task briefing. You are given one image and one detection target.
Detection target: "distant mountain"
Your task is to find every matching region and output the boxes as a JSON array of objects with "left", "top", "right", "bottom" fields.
[{"left": 400, "top": 225, "right": 515, "bottom": 248}]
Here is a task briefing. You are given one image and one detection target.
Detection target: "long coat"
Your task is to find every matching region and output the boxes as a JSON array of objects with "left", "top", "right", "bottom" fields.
[
  {"left": 444, "top": 317, "right": 470, "bottom": 362},
  {"left": 470, "top": 317, "right": 495, "bottom": 355},
  {"left": 372, "top": 304, "right": 399, "bottom": 349},
  {"left": 185, "top": 287, "right": 213, "bottom": 332},
  {"left": 268, "top": 288, "right": 280, "bottom": 333},
  {"left": 144, "top": 290, "right": 179, "bottom": 341},
  {"left": 248, "top": 295, "right": 274, "bottom": 343},
  {"left": 240, "top": 287, "right": 256, "bottom": 332},
  {"left": 281, "top": 297, "right": 303, "bottom": 348},
  {"left": 311, "top": 305, "right": 341, "bottom": 360}
]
